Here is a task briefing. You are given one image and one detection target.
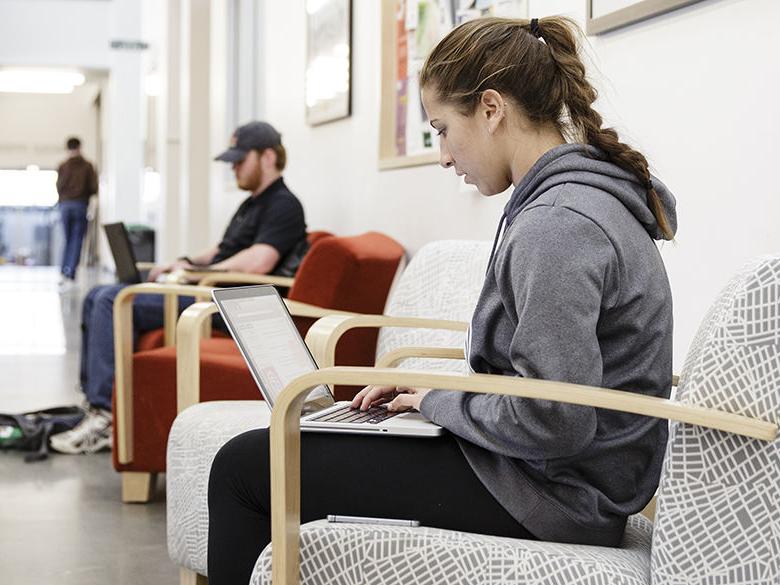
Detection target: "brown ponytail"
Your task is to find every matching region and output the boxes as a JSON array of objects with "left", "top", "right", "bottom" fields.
[{"left": 420, "top": 16, "right": 674, "bottom": 240}]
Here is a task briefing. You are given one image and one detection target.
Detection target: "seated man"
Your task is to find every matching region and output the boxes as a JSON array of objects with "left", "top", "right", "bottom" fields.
[{"left": 51, "top": 121, "right": 308, "bottom": 454}]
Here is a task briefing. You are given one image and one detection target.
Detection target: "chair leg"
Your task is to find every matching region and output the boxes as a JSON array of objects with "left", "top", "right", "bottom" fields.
[
  {"left": 180, "top": 567, "right": 208, "bottom": 585},
  {"left": 121, "top": 471, "right": 157, "bottom": 503}
]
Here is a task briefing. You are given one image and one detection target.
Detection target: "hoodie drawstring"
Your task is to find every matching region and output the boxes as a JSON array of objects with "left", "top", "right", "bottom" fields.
[{"left": 486, "top": 213, "right": 507, "bottom": 275}]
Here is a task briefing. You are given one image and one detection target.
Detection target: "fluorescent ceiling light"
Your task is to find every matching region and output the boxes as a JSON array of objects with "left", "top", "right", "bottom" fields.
[{"left": 0, "top": 68, "right": 85, "bottom": 94}]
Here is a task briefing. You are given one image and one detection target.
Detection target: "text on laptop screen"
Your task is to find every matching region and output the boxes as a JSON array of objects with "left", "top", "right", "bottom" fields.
[{"left": 220, "top": 294, "right": 330, "bottom": 404}]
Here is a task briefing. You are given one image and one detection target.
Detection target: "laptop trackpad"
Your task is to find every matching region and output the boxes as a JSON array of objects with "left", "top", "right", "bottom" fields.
[{"left": 378, "top": 411, "right": 432, "bottom": 427}]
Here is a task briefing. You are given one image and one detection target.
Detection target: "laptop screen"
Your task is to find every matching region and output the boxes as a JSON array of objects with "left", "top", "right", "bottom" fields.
[
  {"left": 103, "top": 222, "right": 142, "bottom": 284},
  {"left": 213, "top": 286, "right": 333, "bottom": 408}
]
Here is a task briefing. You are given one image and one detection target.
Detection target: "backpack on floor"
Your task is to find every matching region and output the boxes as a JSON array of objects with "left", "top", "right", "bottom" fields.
[{"left": 0, "top": 406, "right": 85, "bottom": 462}]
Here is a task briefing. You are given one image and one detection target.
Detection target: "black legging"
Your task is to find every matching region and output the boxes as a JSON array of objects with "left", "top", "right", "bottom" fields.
[{"left": 207, "top": 428, "right": 536, "bottom": 585}]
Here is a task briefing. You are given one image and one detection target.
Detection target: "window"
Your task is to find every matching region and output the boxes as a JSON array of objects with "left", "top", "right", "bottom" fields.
[
  {"left": 0, "top": 167, "right": 58, "bottom": 207},
  {"left": 227, "top": 0, "right": 262, "bottom": 128}
]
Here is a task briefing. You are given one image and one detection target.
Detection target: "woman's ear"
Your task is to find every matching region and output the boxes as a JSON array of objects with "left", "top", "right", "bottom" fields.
[{"left": 479, "top": 89, "right": 506, "bottom": 135}]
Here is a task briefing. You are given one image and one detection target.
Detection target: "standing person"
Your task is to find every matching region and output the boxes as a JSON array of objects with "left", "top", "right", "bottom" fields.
[
  {"left": 56, "top": 136, "right": 98, "bottom": 291},
  {"left": 50, "top": 121, "right": 309, "bottom": 454},
  {"left": 205, "top": 16, "right": 678, "bottom": 585}
]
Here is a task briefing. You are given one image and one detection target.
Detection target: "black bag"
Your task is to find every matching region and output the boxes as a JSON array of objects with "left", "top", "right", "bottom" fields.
[{"left": 0, "top": 406, "right": 85, "bottom": 462}]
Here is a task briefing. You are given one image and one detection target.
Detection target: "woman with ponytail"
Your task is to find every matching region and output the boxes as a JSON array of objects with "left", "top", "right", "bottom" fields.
[{"left": 207, "top": 17, "right": 676, "bottom": 583}]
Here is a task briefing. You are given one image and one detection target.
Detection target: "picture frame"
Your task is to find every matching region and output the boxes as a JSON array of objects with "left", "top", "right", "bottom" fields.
[
  {"left": 586, "top": 0, "right": 706, "bottom": 35},
  {"left": 378, "top": 0, "right": 528, "bottom": 170},
  {"left": 305, "top": 0, "right": 353, "bottom": 126}
]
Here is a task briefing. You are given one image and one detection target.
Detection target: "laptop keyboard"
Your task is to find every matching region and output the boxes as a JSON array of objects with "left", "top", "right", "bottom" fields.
[{"left": 308, "top": 404, "right": 399, "bottom": 425}]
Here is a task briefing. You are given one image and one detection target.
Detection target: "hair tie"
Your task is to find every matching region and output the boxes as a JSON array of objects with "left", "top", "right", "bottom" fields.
[
  {"left": 530, "top": 18, "right": 541, "bottom": 39},
  {"left": 529, "top": 18, "right": 546, "bottom": 44}
]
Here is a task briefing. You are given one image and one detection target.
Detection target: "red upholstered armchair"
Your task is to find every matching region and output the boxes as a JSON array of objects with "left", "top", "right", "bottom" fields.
[{"left": 112, "top": 232, "right": 405, "bottom": 502}]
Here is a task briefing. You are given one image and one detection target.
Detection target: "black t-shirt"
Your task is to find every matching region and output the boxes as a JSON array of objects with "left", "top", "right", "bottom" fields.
[{"left": 212, "top": 178, "right": 307, "bottom": 272}]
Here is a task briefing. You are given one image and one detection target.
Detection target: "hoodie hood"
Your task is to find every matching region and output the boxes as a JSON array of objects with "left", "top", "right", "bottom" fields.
[{"left": 504, "top": 144, "right": 677, "bottom": 241}]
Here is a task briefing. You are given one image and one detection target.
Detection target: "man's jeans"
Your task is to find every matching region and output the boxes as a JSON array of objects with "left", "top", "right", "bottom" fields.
[
  {"left": 80, "top": 284, "right": 195, "bottom": 411},
  {"left": 59, "top": 201, "right": 88, "bottom": 279}
]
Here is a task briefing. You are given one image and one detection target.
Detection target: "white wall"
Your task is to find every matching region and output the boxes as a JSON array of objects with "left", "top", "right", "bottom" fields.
[
  {"left": 543, "top": 0, "right": 780, "bottom": 368},
  {"left": 256, "top": 0, "right": 780, "bottom": 370},
  {"left": 0, "top": 0, "right": 112, "bottom": 69}
]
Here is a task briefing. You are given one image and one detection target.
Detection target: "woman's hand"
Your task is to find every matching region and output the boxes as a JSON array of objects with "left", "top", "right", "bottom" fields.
[{"left": 350, "top": 385, "right": 432, "bottom": 413}]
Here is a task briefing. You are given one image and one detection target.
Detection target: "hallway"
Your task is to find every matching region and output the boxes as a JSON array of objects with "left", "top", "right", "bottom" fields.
[{"left": 0, "top": 266, "right": 177, "bottom": 585}]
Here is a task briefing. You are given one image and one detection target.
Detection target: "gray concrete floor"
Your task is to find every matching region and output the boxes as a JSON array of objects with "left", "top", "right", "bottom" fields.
[{"left": 0, "top": 266, "right": 178, "bottom": 585}]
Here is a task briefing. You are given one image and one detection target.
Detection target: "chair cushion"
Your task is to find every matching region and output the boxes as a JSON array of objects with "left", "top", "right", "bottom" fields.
[
  {"left": 377, "top": 240, "right": 491, "bottom": 373},
  {"left": 137, "top": 328, "right": 165, "bottom": 351},
  {"left": 167, "top": 401, "right": 271, "bottom": 575},
  {"left": 251, "top": 515, "right": 653, "bottom": 585},
  {"left": 112, "top": 342, "right": 262, "bottom": 473},
  {"left": 651, "top": 256, "right": 780, "bottom": 582},
  {"left": 289, "top": 231, "right": 405, "bottom": 314},
  {"left": 136, "top": 327, "right": 229, "bottom": 352}
]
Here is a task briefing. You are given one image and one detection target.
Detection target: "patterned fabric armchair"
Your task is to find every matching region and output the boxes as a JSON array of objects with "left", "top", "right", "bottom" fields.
[
  {"left": 166, "top": 240, "right": 493, "bottom": 584},
  {"left": 250, "top": 255, "right": 780, "bottom": 585}
]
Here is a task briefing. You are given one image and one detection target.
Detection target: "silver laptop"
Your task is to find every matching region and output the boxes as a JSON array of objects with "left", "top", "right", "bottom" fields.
[{"left": 212, "top": 285, "right": 443, "bottom": 437}]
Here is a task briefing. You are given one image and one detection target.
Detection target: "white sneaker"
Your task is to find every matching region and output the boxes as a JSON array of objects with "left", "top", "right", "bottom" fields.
[{"left": 50, "top": 407, "right": 112, "bottom": 454}]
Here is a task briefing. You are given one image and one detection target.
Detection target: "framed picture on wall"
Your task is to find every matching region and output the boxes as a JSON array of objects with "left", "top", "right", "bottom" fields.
[
  {"left": 379, "top": 0, "right": 528, "bottom": 170},
  {"left": 586, "top": 0, "right": 705, "bottom": 35},
  {"left": 305, "top": 0, "right": 352, "bottom": 125}
]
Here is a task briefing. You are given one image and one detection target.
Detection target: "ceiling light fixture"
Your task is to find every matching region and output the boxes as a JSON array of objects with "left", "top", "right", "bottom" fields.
[{"left": 0, "top": 68, "right": 86, "bottom": 94}]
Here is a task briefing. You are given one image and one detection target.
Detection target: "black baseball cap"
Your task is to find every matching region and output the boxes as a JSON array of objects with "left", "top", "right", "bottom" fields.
[{"left": 214, "top": 121, "right": 282, "bottom": 163}]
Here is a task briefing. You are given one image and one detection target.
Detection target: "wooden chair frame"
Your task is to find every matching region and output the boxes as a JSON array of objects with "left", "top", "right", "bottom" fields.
[
  {"left": 305, "top": 314, "right": 468, "bottom": 367},
  {"left": 191, "top": 271, "right": 294, "bottom": 288},
  {"left": 267, "top": 364, "right": 777, "bottom": 585},
  {"left": 305, "top": 314, "right": 680, "bottom": 386},
  {"left": 112, "top": 271, "right": 297, "bottom": 503}
]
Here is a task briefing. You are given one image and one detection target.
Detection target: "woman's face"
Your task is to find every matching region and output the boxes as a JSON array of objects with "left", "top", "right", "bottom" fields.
[{"left": 421, "top": 87, "right": 512, "bottom": 196}]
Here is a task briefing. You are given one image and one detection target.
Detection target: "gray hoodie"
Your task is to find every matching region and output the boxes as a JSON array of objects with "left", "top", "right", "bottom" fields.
[{"left": 420, "top": 143, "right": 676, "bottom": 547}]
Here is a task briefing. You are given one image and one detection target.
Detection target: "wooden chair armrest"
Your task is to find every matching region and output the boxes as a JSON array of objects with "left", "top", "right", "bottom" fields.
[
  {"left": 305, "top": 315, "right": 469, "bottom": 368},
  {"left": 370, "top": 348, "right": 682, "bottom": 386},
  {"left": 116, "top": 282, "right": 214, "bottom": 344},
  {"left": 191, "top": 271, "right": 296, "bottom": 288},
  {"left": 176, "top": 302, "right": 221, "bottom": 413},
  {"left": 269, "top": 366, "right": 778, "bottom": 584},
  {"left": 173, "top": 299, "right": 357, "bottom": 414},
  {"left": 284, "top": 299, "right": 356, "bottom": 320},
  {"left": 113, "top": 283, "right": 214, "bottom": 464},
  {"left": 375, "top": 346, "right": 466, "bottom": 368}
]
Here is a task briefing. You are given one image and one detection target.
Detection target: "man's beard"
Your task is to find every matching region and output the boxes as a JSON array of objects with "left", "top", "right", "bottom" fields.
[{"left": 238, "top": 166, "right": 263, "bottom": 192}]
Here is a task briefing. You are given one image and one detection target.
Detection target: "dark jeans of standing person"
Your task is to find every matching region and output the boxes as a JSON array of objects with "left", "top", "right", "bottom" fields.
[
  {"left": 79, "top": 284, "right": 196, "bottom": 410},
  {"left": 59, "top": 200, "right": 88, "bottom": 279},
  {"left": 207, "top": 428, "right": 537, "bottom": 585}
]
